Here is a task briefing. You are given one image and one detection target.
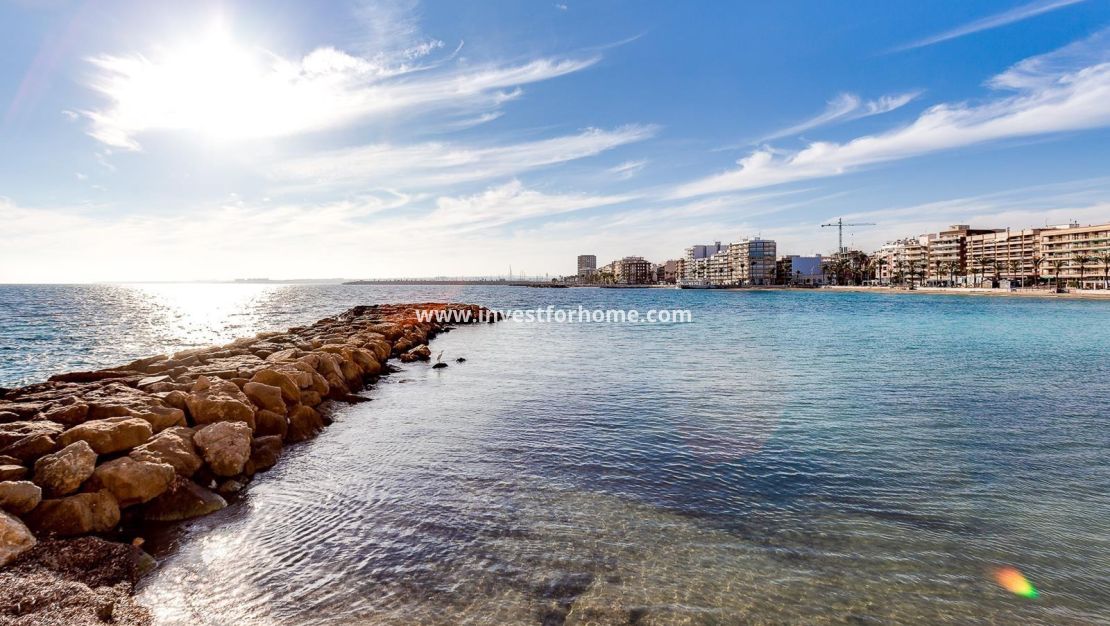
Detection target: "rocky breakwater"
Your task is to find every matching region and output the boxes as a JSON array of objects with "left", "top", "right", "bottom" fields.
[{"left": 0, "top": 303, "right": 496, "bottom": 624}]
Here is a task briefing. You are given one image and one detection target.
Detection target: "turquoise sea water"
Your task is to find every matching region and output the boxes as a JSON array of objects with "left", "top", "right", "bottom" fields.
[{"left": 2, "top": 284, "right": 1108, "bottom": 624}]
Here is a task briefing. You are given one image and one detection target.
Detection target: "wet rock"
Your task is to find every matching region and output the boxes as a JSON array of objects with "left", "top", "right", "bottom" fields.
[
  {"left": 0, "top": 511, "right": 36, "bottom": 566},
  {"left": 185, "top": 376, "right": 257, "bottom": 430},
  {"left": 33, "top": 440, "right": 97, "bottom": 497},
  {"left": 432, "top": 362, "right": 448, "bottom": 369},
  {"left": 0, "top": 481, "right": 42, "bottom": 514},
  {"left": 254, "top": 409, "right": 289, "bottom": 439},
  {"left": 250, "top": 369, "right": 301, "bottom": 405},
  {"left": 243, "top": 381, "right": 287, "bottom": 415},
  {"left": 300, "top": 390, "right": 324, "bottom": 407},
  {"left": 129, "top": 426, "right": 202, "bottom": 477},
  {"left": 286, "top": 405, "right": 324, "bottom": 443},
  {"left": 193, "top": 421, "right": 252, "bottom": 477},
  {"left": 86, "top": 457, "right": 175, "bottom": 507},
  {"left": 455, "top": 357, "right": 467, "bottom": 363},
  {"left": 216, "top": 479, "right": 245, "bottom": 495},
  {"left": 0, "top": 465, "right": 28, "bottom": 481},
  {"left": 244, "top": 436, "right": 283, "bottom": 475},
  {"left": 143, "top": 476, "right": 227, "bottom": 522},
  {"left": 59, "top": 417, "right": 153, "bottom": 454},
  {"left": 27, "top": 490, "right": 120, "bottom": 536},
  {"left": 400, "top": 344, "right": 432, "bottom": 363}
]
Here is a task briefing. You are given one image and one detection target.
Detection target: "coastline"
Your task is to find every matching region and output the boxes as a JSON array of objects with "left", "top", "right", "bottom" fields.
[
  {"left": 816, "top": 285, "right": 1110, "bottom": 301},
  {"left": 0, "top": 303, "right": 496, "bottom": 625}
]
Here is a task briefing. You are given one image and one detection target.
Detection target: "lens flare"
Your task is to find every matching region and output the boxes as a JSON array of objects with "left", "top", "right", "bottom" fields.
[{"left": 994, "top": 566, "right": 1038, "bottom": 598}]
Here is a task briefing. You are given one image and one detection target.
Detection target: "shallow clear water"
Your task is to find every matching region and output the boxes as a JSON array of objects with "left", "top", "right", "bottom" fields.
[{"left": 2, "top": 284, "right": 1108, "bottom": 624}]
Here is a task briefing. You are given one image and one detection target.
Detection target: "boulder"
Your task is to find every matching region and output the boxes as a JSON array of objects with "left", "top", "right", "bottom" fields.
[
  {"left": 0, "top": 511, "right": 36, "bottom": 567},
  {"left": 184, "top": 376, "right": 256, "bottom": 430},
  {"left": 143, "top": 476, "right": 227, "bottom": 522},
  {"left": 131, "top": 405, "right": 188, "bottom": 433},
  {"left": 0, "top": 433, "right": 59, "bottom": 464},
  {"left": 244, "top": 436, "right": 283, "bottom": 475},
  {"left": 86, "top": 457, "right": 175, "bottom": 507},
  {"left": 26, "top": 490, "right": 120, "bottom": 536},
  {"left": 243, "top": 382, "right": 286, "bottom": 415},
  {"left": 300, "top": 391, "right": 323, "bottom": 407},
  {"left": 0, "top": 465, "right": 28, "bottom": 481},
  {"left": 33, "top": 440, "right": 97, "bottom": 497},
  {"left": 193, "top": 422, "right": 252, "bottom": 477},
  {"left": 129, "top": 426, "right": 202, "bottom": 477},
  {"left": 41, "top": 402, "right": 90, "bottom": 426},
  {"left": 0, "top": 421, "right": 63, "bottom": 449},
  {"left": 254, "top": 410, "right": 288, "bottom": 440},
  {"left": 0, "top": 481, "right": 42, "bottom": 514},
  {"left": 250, "top": 370, "right": 301, "bottom": 405},
  {"left": 286, "top": 405, "right": 324, "bottom": 443},
  {"left": 59, "top": 417, "right": 152, "bottom": 454}
]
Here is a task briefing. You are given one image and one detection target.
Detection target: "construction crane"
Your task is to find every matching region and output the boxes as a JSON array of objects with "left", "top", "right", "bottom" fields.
[{"left": 821, "top": 218, "right": 876, "bottom": 254}]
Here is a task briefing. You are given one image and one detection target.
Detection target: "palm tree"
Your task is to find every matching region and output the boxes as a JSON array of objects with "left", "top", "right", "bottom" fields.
[
  {"left": 1074, "top": 253, "right": 1092, "bottom": 289},
  {"left": 1031, "top": 256, "right": 1044, "bottom": 289},
  {"left": 1051, "top": 259, "right": 1066, "bottom": 290},
  {"left": 893, "top": 259, "right": 906, "bottom": 286},
  {"left": 875, "top": 257, "right": 888, "bottom": 285},
  {"left": 1100, "top": 252, "right": 1110, "bottom": 290},
  {"left": 977, "top": 257, "right": 995, "bottom": 287},
  {"left": 1008, "top": 259, "right": 1022, "bottom": 287}
]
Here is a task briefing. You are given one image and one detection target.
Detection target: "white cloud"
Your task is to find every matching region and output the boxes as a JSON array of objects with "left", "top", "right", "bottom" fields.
[
  {"left": 271, "top": 125, "right": 657, "bottom": 189},
  {"left": 425, "top": 180, "right": 633, "bottom": 232},
  {"left": 672, "top": 34, "right": 1110, "bottom": 199},
  {"left": 759, "top": 91, "right": 920, "bottom": 142},
  {"left": 81, "top": 21, "right": 597, "bottom": 150},
  {"left": 893, "top": 0, "right": 1086, "bottom": 52},
  {"left": 607, "top": 159, "right": 648, "bottom": 180}
]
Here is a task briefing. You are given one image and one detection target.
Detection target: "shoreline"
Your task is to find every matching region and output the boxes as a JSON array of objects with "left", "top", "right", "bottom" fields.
[
  {"left": 816, "top": 285, "right": 1110, "bottom": 301},
  {"left": 0, "top": 303, "right": 496, "bottom": 625}
]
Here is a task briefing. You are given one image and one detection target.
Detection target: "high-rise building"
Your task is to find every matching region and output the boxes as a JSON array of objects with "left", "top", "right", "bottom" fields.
[
  {"left": 577, "top": 254, "right": 597, "bottom": 278},
  {"left": 614, "top": 256, "right": 654, "bottom": 284},
  {"left": 729, "top": 238, "right": 777, "bottom": 285},
  {"left": 1039, "top": 222, "right": 1110, "bottom": 288}
]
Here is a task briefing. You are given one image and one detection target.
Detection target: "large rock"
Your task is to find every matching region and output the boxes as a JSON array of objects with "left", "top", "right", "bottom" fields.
[
  {"left": 85, "top": 457, "right": 175, "bottom": 507},
  {"left": 129, "top": 426, "right": 202, "bottom": 477},
  {"left": 286, "top": 405, "right": 324, "bottom": 443},
  {"left": 41, "top": 401, "right": 90, "bottom": 426},
  {"left": 0, "top": 511, "right": 36, "bottom": 567},
  {"left": 33, "top": 440, "right": 97, "bottom": 497},
  {"left": 250, "top": 370, "right": 301, "bottom": 405},
  {"left": 193, "top": 422, "right": 252, "bottom": 477},
  {"left": 185, "top": 376, "right": 257, "bottom": 430},
  {"left": 58, "top": 417, "right": 152, "bottom": 454},
  {"left": 243, "top": 382, "right": 286, "bottom": 415},
  {"left": 0, "top": 481, "right": 42, "bottom": 514},
  {"left": 143, "top": 476, "right": 227, "bottom": 522},
  {"left": 0, "top": 465, "right": 28, "bottom": 481},
  {"left": 0, "top": 421, "right": 63, "bottom": 463},
  {"left": 26, "top": 490, "right": 120, "bottom": 536},
  {"left": 244, "top": 436, "right": 283, "bottom": 475},
  {"left": 254, "top": 409, "right": 288, "bottom": 439},
  {"left": 131, "top": 405, "right": 188, "bottom": 433}
]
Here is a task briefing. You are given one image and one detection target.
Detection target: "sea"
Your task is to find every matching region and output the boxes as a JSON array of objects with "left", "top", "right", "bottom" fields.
[{"left": 1, "top": 283, "right": 1108, "bottom": 625}]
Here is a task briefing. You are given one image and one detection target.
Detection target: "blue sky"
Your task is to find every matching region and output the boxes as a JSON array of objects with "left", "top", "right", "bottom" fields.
[{"left": 1, "top": 0, "right": 1108, "bottom": 281}]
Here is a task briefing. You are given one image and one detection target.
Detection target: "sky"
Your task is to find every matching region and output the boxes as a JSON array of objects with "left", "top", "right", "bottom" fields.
[{"left": 1, "top": 0, "right": 1109, "bottom": 282}]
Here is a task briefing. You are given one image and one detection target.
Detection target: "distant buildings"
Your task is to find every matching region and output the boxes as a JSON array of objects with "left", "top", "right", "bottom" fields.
[
  {"left": 577, "top": 254, "right": 597, "bottom": 279},
  {"left": 681, "top": 238, "right": 776, "bottom": 286},
  {"left": 613, "top": 256, "right": 653, "bottom": 285},
  {"left": 775, "top": 255, "right": 825, "bottom": 286},
  {"left": 872, "top": 221, "right": 1110, "bottom": 288}
]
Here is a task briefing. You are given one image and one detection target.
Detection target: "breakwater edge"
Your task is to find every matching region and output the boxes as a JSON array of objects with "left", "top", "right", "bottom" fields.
[{"left": 0, "top": 303, "right": 497, "bottom": 625}]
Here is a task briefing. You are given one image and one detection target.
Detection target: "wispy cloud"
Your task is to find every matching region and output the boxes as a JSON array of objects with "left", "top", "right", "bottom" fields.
[
  {"left": 425, "top": 180, "right": 634, "bottom": 232},
  {"left": 758, "top": 91, "right": 920, "bottom": 141},
  {"left": 893, "top": 0, "right": 1086, "bottom": 52},
  {"left": 81, "top": 21, "right": 597, "bottom": 150},
  {"left": 271, "top": 125, "right": 657, "bottom": 190},
  {"left": 607, "top": 159, "right": 648, "bottom": 180},
  {"left": 671, "top": 31, "right": 1110, "bottom": 199}
]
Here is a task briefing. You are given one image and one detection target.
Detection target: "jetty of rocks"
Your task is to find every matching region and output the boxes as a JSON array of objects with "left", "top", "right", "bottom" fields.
[{"left": 0, "top": 303, "right": 496, "bottom": 572}]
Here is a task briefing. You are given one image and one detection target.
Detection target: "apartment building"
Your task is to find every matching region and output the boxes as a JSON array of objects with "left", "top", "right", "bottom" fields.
[
  {"left": 729, "top": 238, "right": 778, "bottom": 285},
  {"left": 576, "top": 254, "right": 597, "bottom": 278},
  {"left": 1040, "top": 222, "right": 1110, "bottom": 288},
  {"left": 925, "top": 225, "right": 1003, "bottom": 285},
  {"left": 613, "top": 256, "right": 654, "bottom": 285},
  {"left": 775, "top": 255, "right": 825, "bottom": 285},
  {"left": 683, "top": 242, "right": 726, "bottom": 281},
  {"left": 964, "top": 229, "right": 1043, "bottom": 285}
]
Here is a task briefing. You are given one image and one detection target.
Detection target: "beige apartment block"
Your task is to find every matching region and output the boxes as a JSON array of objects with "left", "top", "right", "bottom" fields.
[{"left": 1039, "top": 222, "right": 1110, "bottom": 288}]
